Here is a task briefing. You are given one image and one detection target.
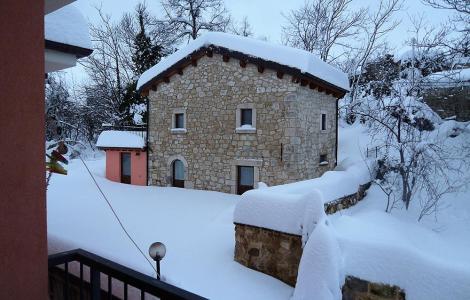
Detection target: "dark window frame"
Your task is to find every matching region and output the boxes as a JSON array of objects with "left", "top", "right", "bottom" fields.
[
  {"left": 172, "top": 159, "right": 185, "bottom": 188},
  {"left": 174, "top": 113, "right": 185, "bottom": 129},
  {"left": 237, "top": 165, "right": 254, "bottom": 195},
  {"left": 120, "top": 152, "right": 132, "bottom": 184},
  {"left": 319, "top": 154, "right": 328, "bottom": 164},
  {"left": 321, "top": 113, "right": 327, "bottom": 131},
  {"left": 240, "top": 109, "right": 253, "bottom": 126}
]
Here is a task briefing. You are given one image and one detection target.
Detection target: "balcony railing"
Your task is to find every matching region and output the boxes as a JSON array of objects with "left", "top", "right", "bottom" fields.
[{"left": 48, "top": 249, "right": 207, "bottom": 300}]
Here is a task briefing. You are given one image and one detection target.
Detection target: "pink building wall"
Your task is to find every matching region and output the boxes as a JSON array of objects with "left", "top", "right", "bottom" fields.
[{"left": 105, "top": 150, "right": 147, "bottom": 186}]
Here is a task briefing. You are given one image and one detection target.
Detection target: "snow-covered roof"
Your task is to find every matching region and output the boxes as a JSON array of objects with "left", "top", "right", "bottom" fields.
[
  {"left": 96, "top": 131, "right": 146, "bottom": 149},
  {"left": 137, "top": 32, "right": 349, "bottom": 92},
  {"left": 45, "top": 4, "right": 92, "bottom": 53},
  {"left": 424, "top": 68, "right": 470, "bottom": 88}
]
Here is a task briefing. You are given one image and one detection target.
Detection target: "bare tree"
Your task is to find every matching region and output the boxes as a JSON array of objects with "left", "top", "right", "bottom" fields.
[
  {"left": 421, "top": 0, "right": 469, "bottom": 57},
  {"left": 349, "top": 0, "right": 402, "bottom": 95},
  {"left": 160, "top": 0, "right": 231, "bottom": 42},
  {"left": 282, "top": 0, "right": 365, "bottom": 62},
  {"left": 354, "top": 71, "right": 468, "bottom": 220},
  {"left": 80, "top": 7, "right": 133, "bottom": 127},
  {"left": 230, "top": 16, "right": 253, "bottom": 37}
]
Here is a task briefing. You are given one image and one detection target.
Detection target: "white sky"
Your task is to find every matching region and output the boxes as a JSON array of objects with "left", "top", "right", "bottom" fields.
[{"left": 66, "top": 0, "right": 453, "bottom": 84}]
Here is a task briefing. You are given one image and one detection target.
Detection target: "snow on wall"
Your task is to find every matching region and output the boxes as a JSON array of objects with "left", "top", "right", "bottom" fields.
[
  {"left": 137, "top": 32, "right": 349, "bottom": 91},
  {"left": 45, "top": 4, "right": 92, "bottom": 50},
  {"left": 96, "top": 131, "right": 145, "bottom": 149},
  {"left": 292, "top": 219, "right": 343, "bottom": 300},
  {"left": 233, "top": 161, "right": 371, "bottom": 236},
  {"left": 267, "top": 163, "right": 370, "bottom": 201}
]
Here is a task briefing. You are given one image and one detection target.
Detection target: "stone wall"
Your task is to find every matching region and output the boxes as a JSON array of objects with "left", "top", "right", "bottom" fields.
[
  {"left": 234, "top": 223, "right": 302, "bottom": 286},
  {"left": 325, "top": 182, "right": 372, "bottom": 214},
  {"left": 234, "top": 182, "right": 372, "bottom": 286},
  {"left": 424, "top": 86, "right": 470, "bottom": 121},
  {"left": 147, "top": 54, "right": 338, "bottom": 193},
  {"left": 342, "top": 276, "right": 405, "bottom": 300}
]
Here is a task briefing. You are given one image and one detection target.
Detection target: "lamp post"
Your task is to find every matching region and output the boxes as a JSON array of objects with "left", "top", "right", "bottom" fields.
[{"left": 148, "top": 242, "right": 166, "bottom": 280}]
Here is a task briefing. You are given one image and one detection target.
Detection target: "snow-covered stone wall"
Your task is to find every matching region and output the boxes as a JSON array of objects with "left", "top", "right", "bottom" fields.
[{"left": 147, "top": 53, "right": 338, "bottom": 193}]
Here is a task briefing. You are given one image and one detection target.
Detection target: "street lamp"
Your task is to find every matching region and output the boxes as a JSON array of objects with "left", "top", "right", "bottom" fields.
[{"left": 148, "top": 242, "right": 166, "bottom": 280}]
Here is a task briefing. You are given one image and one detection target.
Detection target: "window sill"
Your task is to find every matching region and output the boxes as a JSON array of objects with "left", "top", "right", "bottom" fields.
[
  {"left": 171, "top": 128, "right": 187, "bottom": 134},
  {"left": 319, "top": 161, "right": 329, "bottom": 166},
  {"left": 236, "top": 127, "right": 256, "bottom": 134}
]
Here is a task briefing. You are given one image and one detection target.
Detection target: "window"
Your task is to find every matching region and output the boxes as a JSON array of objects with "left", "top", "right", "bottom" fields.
[
  {"left": 172, "top": 159, "right": 185, "bottom": 188},
  {"left": 171, "top": 108, "right": 187, "bottom": 133},
  {"left": 241, "top": 109, "right": 253, "bottom": 126},
  {"left": 175, "top": 113, "right": 184, "bottom": 129},
  {"left": 120, "top": 152, "right": 131, "bottom": 184},
  {"left": 319, "top": 154, "right": 328, "bottom": 165},
  {"left": 237, "top": 166, "right": 254, "bottom": 195},
  {"left": 236, "top": 104, "right": 256, "bottom": 133},
  {"left": 321, "top": 113, "right": 327, "bottom": 131}
]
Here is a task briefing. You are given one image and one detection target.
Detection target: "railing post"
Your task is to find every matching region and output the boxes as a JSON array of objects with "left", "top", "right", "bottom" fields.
[{"left": 90, "top": 267, "right": 101, "bottom": 300}]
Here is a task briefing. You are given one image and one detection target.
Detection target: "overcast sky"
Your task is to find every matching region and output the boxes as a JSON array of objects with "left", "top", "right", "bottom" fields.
[{"left": 66, "top": 0, "right": 452, "bottom": 84}]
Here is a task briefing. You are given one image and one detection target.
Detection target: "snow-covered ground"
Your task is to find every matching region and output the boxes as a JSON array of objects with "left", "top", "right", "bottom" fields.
[
  {"left": 331, "top": 123, "right": 470, "bottom": 300},
  {"left": 47, "top": 122, "right": 470, "bottom": 300},
  {"left": 47, "top": 157, "right": 293, "bottom": 300}
]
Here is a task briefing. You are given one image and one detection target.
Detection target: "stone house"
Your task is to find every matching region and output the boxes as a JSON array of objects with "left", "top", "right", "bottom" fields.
[{"left": 137, "top": 32, "right": 349, "bottom": 194}]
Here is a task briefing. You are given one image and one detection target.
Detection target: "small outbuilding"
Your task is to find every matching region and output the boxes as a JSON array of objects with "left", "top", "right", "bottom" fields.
[{"left": 96, "top": 131, "right": 147, "bottom": 185}]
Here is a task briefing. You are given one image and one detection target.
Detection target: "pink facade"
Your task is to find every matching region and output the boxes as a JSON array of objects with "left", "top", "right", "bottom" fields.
[{"left": 105, "top": 149, "right": 147, "bottom": 186}]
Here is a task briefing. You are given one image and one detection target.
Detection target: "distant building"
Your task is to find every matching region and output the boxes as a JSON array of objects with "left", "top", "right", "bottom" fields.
[
  {"left": 97, "top": 130, "right": 147, "bottom": 186},
  {"left": 138, "top": 32, "right": 349, "bottom": 194},
  {"left": 423, "top": 67, "right": 470, "bottom": 121}
]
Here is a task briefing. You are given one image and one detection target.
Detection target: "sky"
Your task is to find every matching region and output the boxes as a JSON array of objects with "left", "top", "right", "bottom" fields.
[{"left": 66, "top": 0, "right": 453, "bottom": 84}]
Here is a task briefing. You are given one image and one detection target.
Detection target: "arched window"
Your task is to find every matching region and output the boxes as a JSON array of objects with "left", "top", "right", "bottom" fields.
[{"left": 172, "top": 159, "right": 185, "bottom": 188}]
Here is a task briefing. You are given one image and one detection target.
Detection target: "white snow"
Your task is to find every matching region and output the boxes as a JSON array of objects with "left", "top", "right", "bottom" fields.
[
  {"left": 424, "top": 68, "right": 470, "bottom": 87},
  {"left": 45, "top": 4, "right": 92, "bottom": 50},
  {"left": 233, "top": 190, "right": 322, "bottom": 236},
  {"left": 47, "top": 120, "right": 470, "bottom": 300},
  {"left": 47, "top": 158, "right": 292, "bottom": 300},
  {"left": 292, "top": 219, "right": 343, "bottom": 300},
  {"left": 96, "top": 131, "right": 145, "bottom": 149},
  {"left": 137, "top": 32, "right": 349, "bottom": 91}
]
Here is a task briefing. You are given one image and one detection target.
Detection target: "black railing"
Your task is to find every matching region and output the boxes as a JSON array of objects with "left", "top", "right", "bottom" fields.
[
  {"left": 101, "top": 125, "right": 147, "bottom": 140},
  {"left": 48, "top": 249, "right": 207, "bottom": 300}
]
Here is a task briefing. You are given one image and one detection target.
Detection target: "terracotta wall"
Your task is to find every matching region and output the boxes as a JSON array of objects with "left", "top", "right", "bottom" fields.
[
  {"left": 106, "top": 151, "right": 121, "bottom": 183},
  {"left": 130, "top": 151, "right": 147, "bottom": 186},
  {"left": 105, "top": 150, "right": 147, "bottom": 186},
  {"left": 0, "top": 0, "right": 48, "bottom": 299}
]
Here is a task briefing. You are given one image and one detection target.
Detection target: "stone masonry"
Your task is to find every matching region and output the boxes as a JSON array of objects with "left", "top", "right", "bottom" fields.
[
  {"left": 234, "top": 182, "right": 372, "bottom": 286},
  {"left": 342, "top": 276, "right": 406, "bottom": 300},
  {"left": 234, "top": 223, "right": 303, "bottom": 286},
  {"left": 147, "top": 54, "right": 338, "bottom": 193}
]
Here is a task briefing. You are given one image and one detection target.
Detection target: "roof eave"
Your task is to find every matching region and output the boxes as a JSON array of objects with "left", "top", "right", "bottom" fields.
[
  {"left": 138, "top": 45, "right": 349, "bottom": 97},
  {"left": 45, "top": 39, "right": 93, "bottom": 59}
]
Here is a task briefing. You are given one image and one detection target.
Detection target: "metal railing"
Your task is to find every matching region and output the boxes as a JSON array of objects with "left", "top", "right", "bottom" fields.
[
  {"left": 48, "top": 249, "right": 207, "bottom": 300},
  {"left": 101, "top": 125, "right": 147, "bottom": 140}
]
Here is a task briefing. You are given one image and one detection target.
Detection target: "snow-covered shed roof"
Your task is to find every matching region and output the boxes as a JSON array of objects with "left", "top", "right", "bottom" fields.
[
  {"left": 45, "top": 4, "right": 93, "bottom": 58},
  {"left": 137, "top": 32, "right": 349, "bottom": 95},
  {"left": 96, "top": 131, "right": 146, "bottom": 149}
]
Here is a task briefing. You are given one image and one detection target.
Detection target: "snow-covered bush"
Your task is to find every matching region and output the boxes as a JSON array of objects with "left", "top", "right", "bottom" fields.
[{"left": 354, "top": 76, "right": 469, "bottom": 220}]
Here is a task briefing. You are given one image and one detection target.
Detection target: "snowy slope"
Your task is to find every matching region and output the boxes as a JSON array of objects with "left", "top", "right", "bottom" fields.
[
  {"left": 137, "top": 32, "right": 349, "bottom": 91},
  {"left": 47, "top": 121, "right": 470, "bottom": 300},
  {"left": 47, "top": 158, "right": 292, "bottom": 300}
]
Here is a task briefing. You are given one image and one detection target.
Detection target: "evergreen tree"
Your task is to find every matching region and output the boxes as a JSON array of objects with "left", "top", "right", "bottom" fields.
[{"left": 120, "top": 4, "right": 167, "bottom": 125}]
